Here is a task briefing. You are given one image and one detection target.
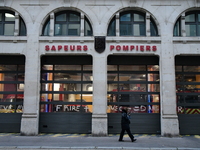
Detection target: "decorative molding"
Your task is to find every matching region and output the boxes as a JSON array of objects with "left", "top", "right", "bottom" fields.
[{"left": 20, "top": 4, "right": 49, "bottom": 6}]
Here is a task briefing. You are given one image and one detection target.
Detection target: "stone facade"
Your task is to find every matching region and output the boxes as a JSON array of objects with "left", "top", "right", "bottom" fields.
[{"left": 0, "top": 0, "right": 200, "bottom": 136}]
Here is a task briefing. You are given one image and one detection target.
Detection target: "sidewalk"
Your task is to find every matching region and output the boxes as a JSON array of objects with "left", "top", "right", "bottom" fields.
[{"left": 0, "top": 133, "right": 200, "bottom": 150}]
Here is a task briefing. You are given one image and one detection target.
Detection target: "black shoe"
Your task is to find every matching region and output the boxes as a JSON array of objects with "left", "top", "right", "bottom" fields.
[
  {"left": 118, "top": 140, "right": 124, "bottom": 142},
  {"left": 132, "top": 139, "right": 137, "bottom": 142}
]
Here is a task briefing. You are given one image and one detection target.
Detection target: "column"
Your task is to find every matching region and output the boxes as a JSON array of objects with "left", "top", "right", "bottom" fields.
[
  {"left": 92, "top": 55, "right": 107, "bottom": 136},
  {"left": 20, "top": 35, "right": 40, "bottom": 135},
  {"left": 160, "top": 25, "right": 179, "bottom": 136}
]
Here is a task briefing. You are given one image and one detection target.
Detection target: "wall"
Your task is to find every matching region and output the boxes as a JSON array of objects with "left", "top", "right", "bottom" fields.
[{"left": 0, "top": 0, "right": 199, "bottom": 136}]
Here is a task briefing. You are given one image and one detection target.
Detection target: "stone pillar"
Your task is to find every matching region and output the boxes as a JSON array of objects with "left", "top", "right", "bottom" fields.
[
  {"left": 92, "top": 55, "right": 107, "bottom": 136},
  {"left": 160, "top": 25, "right": 179, "bottom": 137},
  {"left": 20, "top": 34, "right": 40, "bottom": 135}
]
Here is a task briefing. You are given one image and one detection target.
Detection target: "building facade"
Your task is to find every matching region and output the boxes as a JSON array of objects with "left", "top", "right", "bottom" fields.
[{"left": 0, "top": 0, "right": 200, "bottom": 136}]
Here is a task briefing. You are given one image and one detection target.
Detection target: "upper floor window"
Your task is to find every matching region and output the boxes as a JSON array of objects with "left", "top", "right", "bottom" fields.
[
  {"left": 0, "top": 10, "right": 26, "bottom": 36},
  {"left": 107, "top": 10, "right": 158, "bottom": 36},
  {"left": 174, "top": 11, "right": 200, "bottom": 37},
  {"left": 42, "top": 10, "right": 93, "bottom": 36}
]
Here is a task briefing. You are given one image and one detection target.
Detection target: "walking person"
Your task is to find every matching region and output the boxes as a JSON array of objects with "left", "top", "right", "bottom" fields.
[{"left": 118, "top": 108, "right": 137, "bottom": 142}]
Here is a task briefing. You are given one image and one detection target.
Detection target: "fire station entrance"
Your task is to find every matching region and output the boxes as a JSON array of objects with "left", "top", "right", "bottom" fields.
[
  {"left": 39, "top": 55, "right": 93, "bottom": 133},
  {"left": 107, "top": 55, "right": 161, "bottom": 134},
  {"left": 0, "top": 55, "right": 25, "bottom": 132},
  {"left": 176, "top": 56, "right": 200, "bottom": 134}
]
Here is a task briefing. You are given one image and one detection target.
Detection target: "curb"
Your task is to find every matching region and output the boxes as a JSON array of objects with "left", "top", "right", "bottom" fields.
[{"left": 0, "top": 146, "right": 200, "bottom": 150}]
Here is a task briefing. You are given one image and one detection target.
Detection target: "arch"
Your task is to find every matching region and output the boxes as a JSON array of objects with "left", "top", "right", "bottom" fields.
[
  {"left": 107, "top": 7, "right": 160, "bottom": 37},
  {"left": 0, "top": 7, "right": 27, "bottom": 36},
  {"left": 40, "top": 7, "right": 93, "bottom": 36},
  {"left": 173, "top": 8, "right": 200, "bottom": 37}
]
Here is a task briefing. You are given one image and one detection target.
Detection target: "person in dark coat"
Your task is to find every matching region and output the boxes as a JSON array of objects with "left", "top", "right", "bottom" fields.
[{"left": 118, "top": 108, "right": 137, "bottom": 142}]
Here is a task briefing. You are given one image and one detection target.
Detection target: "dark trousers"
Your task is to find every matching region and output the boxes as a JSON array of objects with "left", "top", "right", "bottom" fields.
[{"left": 119, "top": 124, "right": 134, "bottom": 140}]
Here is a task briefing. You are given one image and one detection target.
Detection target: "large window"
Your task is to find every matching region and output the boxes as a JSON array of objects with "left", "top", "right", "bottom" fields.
[
  {"left": 174, "top": 11, "right": 200, "bottom": 36},
  {"left": 40, "top": 56, "right": 93, "bottom": 113},
  {"left": 0, "top": 56, "right": 25, "bottom": 113},
  {"left": 107, "top": 56, "right": 160, "bottom": 113},
  {"left": 107, "top": 11, "right": 158, "bottom": 36},
  {"left": 0, "top": 10, "right": 26, "bottom": 36},
  {"left": 42, "top": 10, "right": 93, "bottom": 36},
  {"left": 176, "top": 56, "right": 200, "bottom": 114}
]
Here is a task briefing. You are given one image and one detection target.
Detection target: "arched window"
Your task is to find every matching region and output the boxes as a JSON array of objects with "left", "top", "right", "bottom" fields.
[
  {"left": 42, "top": 10, "right": 93, "bottom": 36},
  {"left": 107, "top": 10, "right": 158, "bottom": 36},
  {"left": 174, "top": 11, "right": 200, "bottom": 37},
  {"left": 0, "top": 10, "right": 26, "bottom": 36}
]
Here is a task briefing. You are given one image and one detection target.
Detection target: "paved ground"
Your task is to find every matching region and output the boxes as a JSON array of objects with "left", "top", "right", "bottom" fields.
[{"left": 0, "top": 133, "right": 200, "bottom": 150}]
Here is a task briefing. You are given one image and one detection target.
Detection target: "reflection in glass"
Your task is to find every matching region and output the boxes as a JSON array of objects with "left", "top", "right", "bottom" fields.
[
  {"left": 183, "top": 66, "right": 200, "bottom": 72},
  {"left": 5, "top": 13, "right": 15, "bottom": 21},
  {"left": 107, "top": 17, "right": 116, "bottom": 36},
  {"left": 185, "top": 14, "right": 195, "bottom": 22},
  {"left": 55, "top": 24, "right": 67, "bottom": 35},
  {"left": 4, "top": 24, "right": 14, "bottom": 35},
  {"left": 107, "top": 73, "right": 118, "bottom": 82},
  {"left": 120, "top": 13, "right": 131, "bottom": 21},
  {"left": 56, "top": 14, "right": 67, "bottom": 21},
  {"left": 120, "top": 24, "right": 132, "bottom": 36},
  {"left": 134, "top": 14, "right": 144, "bottom": 21},
  {"left": 69, "top": 13, "right": 80, "bottom": 21},
  {"left": 68, "top": 24, "right": 80, "bottom": 35},
  {"left": 119, "top": 65, "right": 146, "bottom": 71},
  {"left": 107, "top": 65, "right": 117, "bottom": 71},
  {"left": 186, "top": 24, "right": 196, "bottom": 36}
]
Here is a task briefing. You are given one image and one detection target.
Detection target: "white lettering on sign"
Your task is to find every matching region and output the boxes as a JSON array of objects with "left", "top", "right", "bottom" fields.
[
  {"left": 107, "top": 105, "right": 147, "bottom": 113},
  {"left": 178, "top": 106, "right": 183, "bottom": 113}
]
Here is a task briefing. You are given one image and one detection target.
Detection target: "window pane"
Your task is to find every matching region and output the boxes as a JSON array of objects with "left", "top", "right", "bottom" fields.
[
  {"left": 108, "top": 65, "right": 117, "bottom": 71},
  {"left": 19, "top": 19, "right": 26, "bottom": 36},
  {"left": 83, "top": 73, "right": 92, "bottom": 81},
  {"left": 148, "top": 65, "right": 159, "bottom": 71},
  {"left": 148, "top": 74, "right": 159, "bottom": 81},
  {"left": 4, "top": 24, "right": 14, "bottom": 35},
  {"left": 5, "top": 13, "right": 15, "bottom": 21},
  {"left": 68, "top": 24, "right": 80, "bottom": 35},
  {"left": 56, "top": 14, "right": 66, "bottom": 21},
  {"left": 183, "top": 66, "right": 200, "bottom": 72},
  {"left": 150, "top": 21, "right": 158, "bottom": 36},
  {"left": 186, "top": 24, "right": 196, "bottom": 36},
  {"left": 54, "top": 73, "right": 81, "bottom": 81},
  {"left": 107, "top": 19, "right": 116, "bottom": 36},
  {"left": 198, "top": 25, "right": 200, "bottom": 36},
  {"left": 0, "top": 65, "right": 17, "bottom": 71},
  {"left": 119, "top": 65, "right": 146, "bottom": 71},
  {"left": 0, "top": 13, "right": 2, "bottom": 21},
  {"left": 83, "top": 65, "right": 92, "bottom": 71},
  {"left": 84, "top": 19, "right": 92, "bottom": 36},
  {"left": 55, "top": 24, "right": 67, "bottom": 35},
  {"left": 134, "top": 24, "right": 145, "bottom": 36},
  {"left": 43, "top": 21, "right": 50, "bottom": 36},
  {"left": 120, "top": 24, "right": 132, "bottom": 35},
  {"left": 175, "top": 66, "right": 182, "bottom": 72},
  {"left": 148, "top": 84, "right": 160, "bottom": 92},
  {"left": 107, "top": 74, "right": 118, "bottom": 82},
  {"left": 198, "top": 14, "right": 200, "bottom": 22},
  {"left": 120, "top": 13, "right": 131, "bottom": 21},
  {"left": 134, "top": 14, "right": 144, "bottom": 21},
  {"left": 119, "top": 73, "right": 146, "bottom": 81},
  {"left": 69, "top": 13, "right": 80, "bottom": 21},
  {"left": 55, "top": 65, "right": 81, "bottom": 70},
  {"left": 185, "top": 14, "right": 195, "bottom": 22}
]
